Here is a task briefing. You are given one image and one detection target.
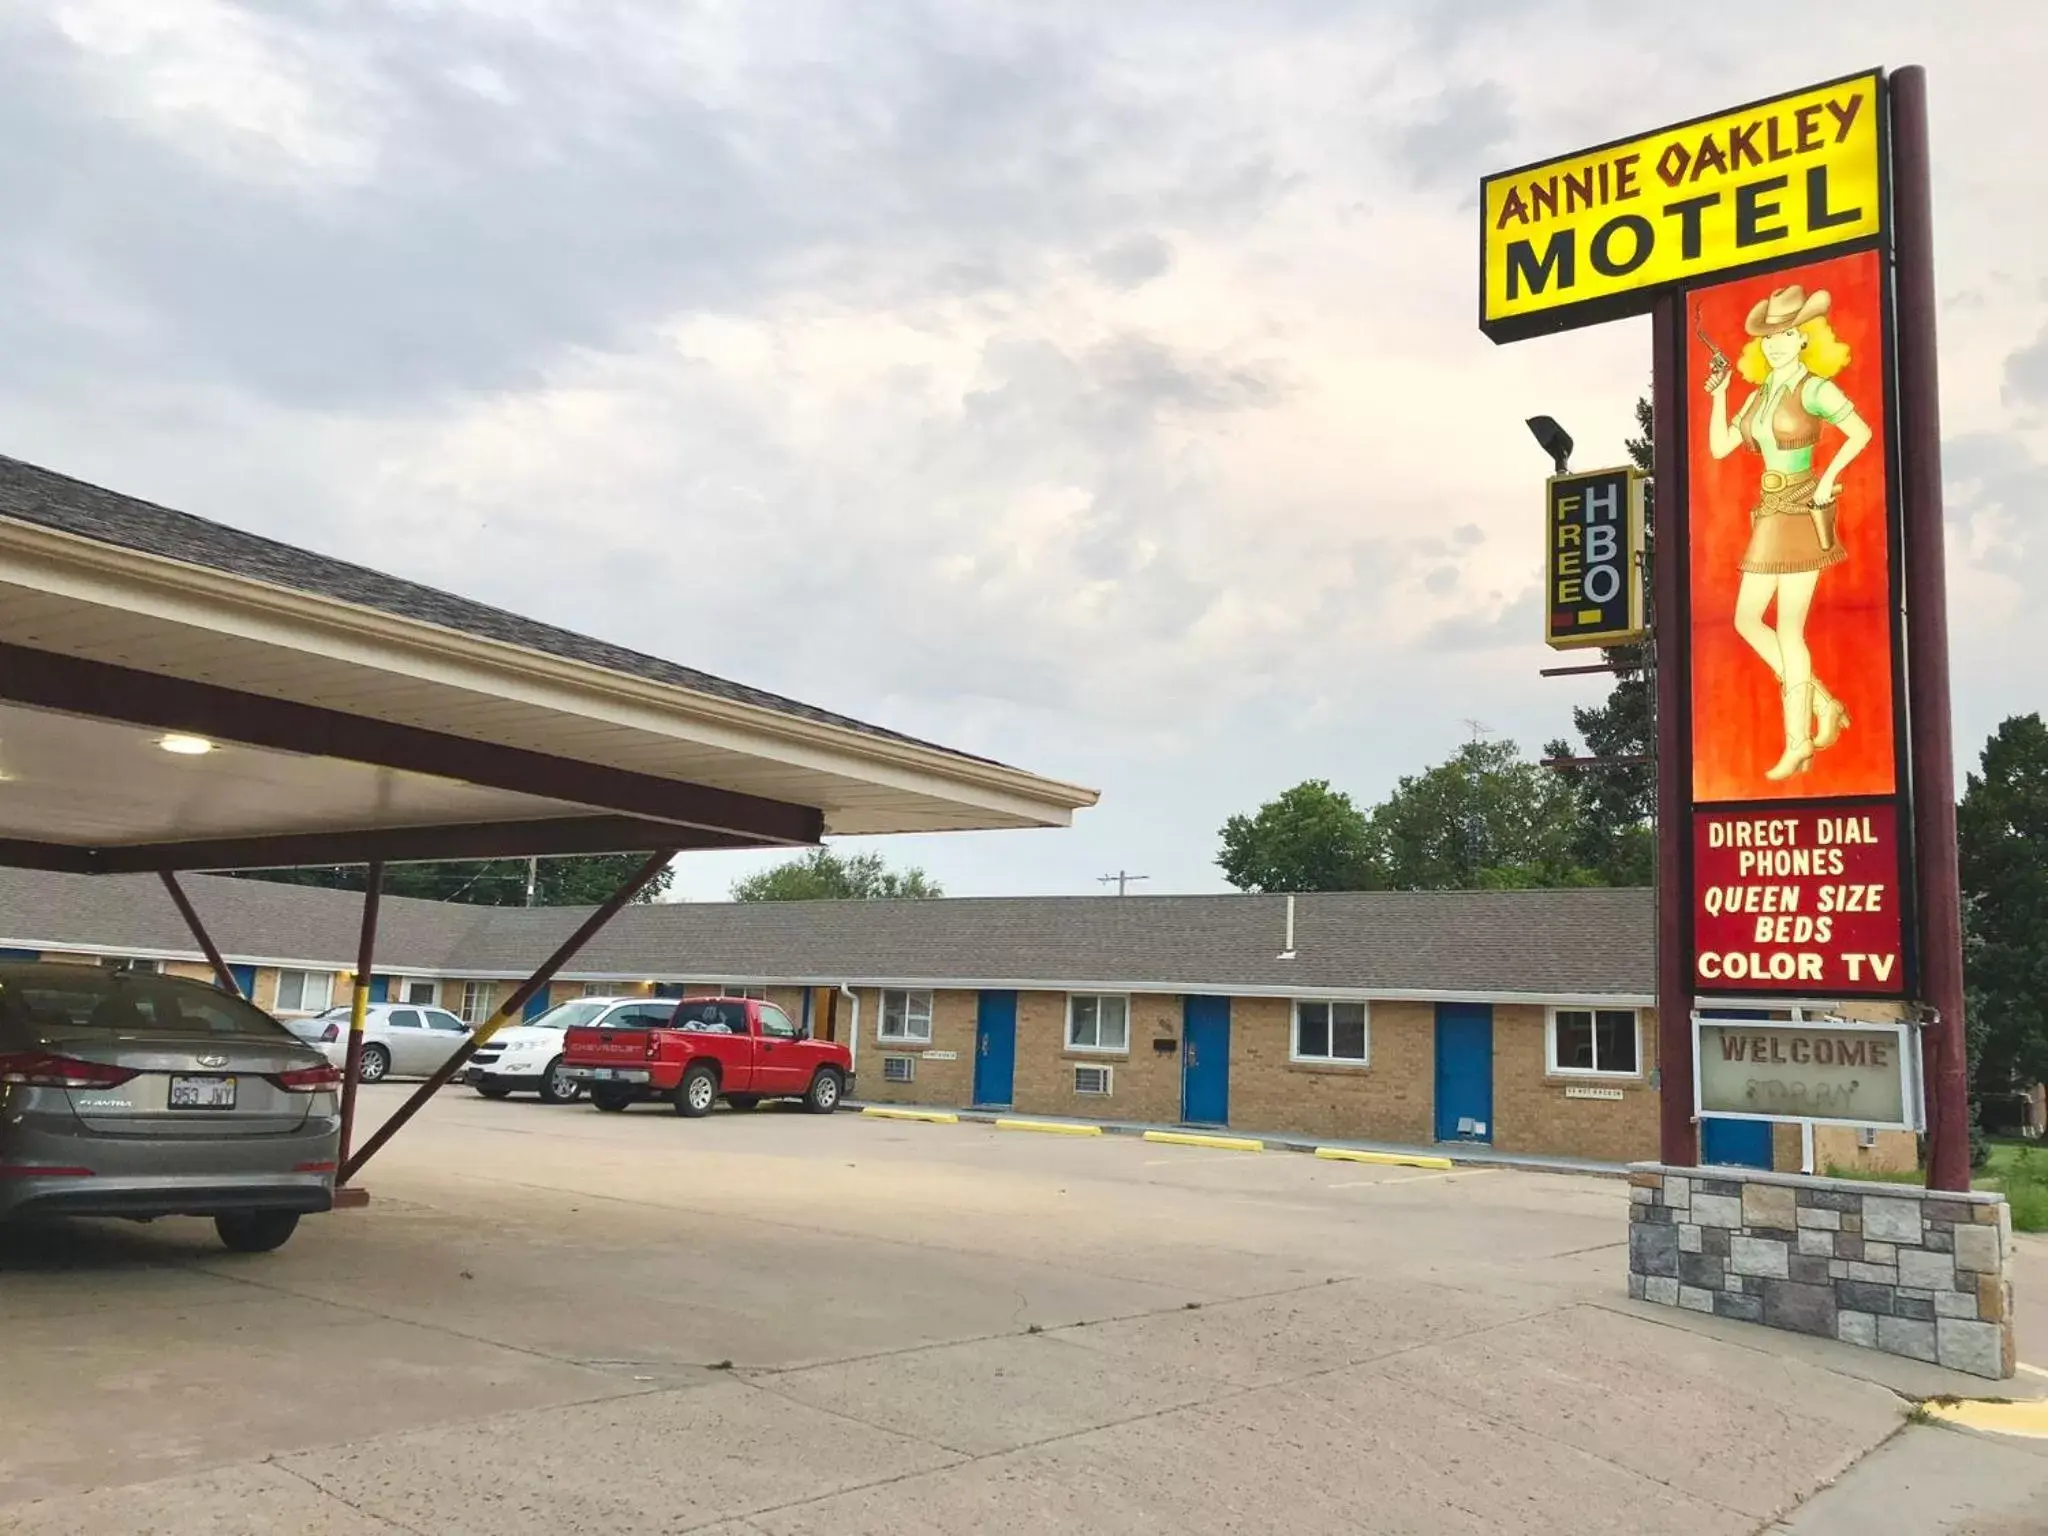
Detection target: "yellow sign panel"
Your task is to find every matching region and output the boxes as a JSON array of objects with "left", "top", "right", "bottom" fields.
[{"left": 1480, "top": 71, "right": 1884, "bottom": 341}]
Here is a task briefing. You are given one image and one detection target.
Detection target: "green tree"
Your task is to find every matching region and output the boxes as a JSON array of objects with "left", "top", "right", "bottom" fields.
[
  {"left": 730, "top": 847, "right": 942, "bottom": 901},
  {"left": 1553, "top": 393, "right": 1655, "bottom": 884},
  {"left": 229, "top": 854, "right": 673, "bottom": 906},
  {"left": 1216, "top": 780, "right": 1382, "bottom": 893},
  {"left": 1369, "top": 738, "right": 1599, "bottom": 890},
  {"left": 1957, "top": 714, "right": 2048, "bottom": 1099}
]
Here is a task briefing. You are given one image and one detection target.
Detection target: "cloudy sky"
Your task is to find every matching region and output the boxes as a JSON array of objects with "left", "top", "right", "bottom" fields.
[{"left": 3, "top": 2, "right": 2042, "bottom": 900}]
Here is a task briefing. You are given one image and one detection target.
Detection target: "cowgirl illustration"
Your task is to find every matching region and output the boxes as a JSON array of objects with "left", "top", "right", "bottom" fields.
[{"left": 1704, "top": 285, "right": 1875, "bottom": 782}]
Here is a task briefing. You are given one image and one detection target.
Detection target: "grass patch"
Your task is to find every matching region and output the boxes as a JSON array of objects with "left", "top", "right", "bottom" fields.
[
  {"left": 1987, "top": 1141, "right": 2048, "bottom": 1233},
  {"left": 1825, "top": 1139, "right": 2047, "bottom": 1232}
]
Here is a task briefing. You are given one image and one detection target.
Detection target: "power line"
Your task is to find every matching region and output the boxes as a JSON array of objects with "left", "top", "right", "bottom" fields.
[{"left": 1097, "top": 870, "right": 1150, "bottom": 897}]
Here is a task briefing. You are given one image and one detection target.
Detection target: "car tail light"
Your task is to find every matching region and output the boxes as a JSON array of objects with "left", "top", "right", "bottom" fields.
[
  {"left": 0, "top": 1164, "right": 95, "bottom": 1178},
  {"left": 0, "top": 1052, "right": 139, "bottom": 1088},
  {"left": 320, "top": 1022, "right": 341, "bottom": 1043},
  {"left": 293, "top": 1160, "right": 338, "bottom": 1174},
  {"left": 269, "top": 1063, "right": 344, "bottom": 1092},
  {"left": 647, "top": 1034, "right": 660, "bottom": 1059}
]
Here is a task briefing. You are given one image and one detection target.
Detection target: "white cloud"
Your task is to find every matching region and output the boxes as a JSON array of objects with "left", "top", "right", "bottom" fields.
[
  {"left": 1, "top": 0, "right": 2044, "bottom": 900},
  {"left": 48, "top": 0, "right": 383, "bottom": 183}
]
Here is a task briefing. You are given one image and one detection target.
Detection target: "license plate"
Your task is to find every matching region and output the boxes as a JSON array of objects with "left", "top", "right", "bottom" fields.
[
  {"left": 585, "top": 1067, "right": 614, "bottom": 1080},
  {"left": 169, "top": 1074, "right": 237, "bottom": 1109}
]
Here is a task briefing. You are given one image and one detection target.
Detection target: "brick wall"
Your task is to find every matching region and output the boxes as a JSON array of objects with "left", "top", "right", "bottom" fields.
[
  {"left": 1010, "top": 991, "right": 1182, "bottom": 1122},
  {"left": 1223, "top": 998, "right": 1435, "bottom": 1144},
  {"left": 855, "top": 987, "right": 978, "bottom": 1106},
  {"left": 1492, "top": 1004, "right": 1660, "bottom": 1163}
]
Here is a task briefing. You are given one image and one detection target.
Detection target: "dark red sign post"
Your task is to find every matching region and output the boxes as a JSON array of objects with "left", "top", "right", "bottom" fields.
[{"left": 1891, "top": 67, "right": 1969, "bottom": 1192}]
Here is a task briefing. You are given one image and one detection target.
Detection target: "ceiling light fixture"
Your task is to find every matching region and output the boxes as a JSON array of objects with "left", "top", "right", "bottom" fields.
[{"left": 158, "top": 734, "right": 216, "bottom": 756}]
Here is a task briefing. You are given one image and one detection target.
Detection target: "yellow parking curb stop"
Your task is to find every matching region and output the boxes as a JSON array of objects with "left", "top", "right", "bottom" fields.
[
  {"left": 1142, "top": 1130, "right": 1264, "bottom": 1152},
  {"left": 995, "top": 1119, "right": 1103, "bottom": 1136},
  {"left": 1313, "top": 1147, "right": 1455, "bottom": 1171},
  {"left": 1919, "top": 1397, "right": 2048, "bottom": 1440},
  {"left": 861, "top": 1107, "right": 959, "bottom": 1124}
]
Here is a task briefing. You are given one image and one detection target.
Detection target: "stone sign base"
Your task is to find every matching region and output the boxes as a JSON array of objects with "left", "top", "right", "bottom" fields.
[{"left": 1627, "top": 1162, "right": 2015, "bottom": 1379}]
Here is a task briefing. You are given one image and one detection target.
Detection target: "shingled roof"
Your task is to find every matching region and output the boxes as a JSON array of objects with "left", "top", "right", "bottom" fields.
[
  {"left": 0, "top": 453, "right": 986, "bottom": 761},
  {"left": 0, "top": 869, "right": 1654, "bottom": 1001}
]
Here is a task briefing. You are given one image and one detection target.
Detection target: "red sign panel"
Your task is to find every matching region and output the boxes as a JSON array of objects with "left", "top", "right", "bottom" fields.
[
  {"left": 1686, "top": 247, "right": 1896, "bottom": 807},
  {"left": 1692, "top": 799, "right": 1905, "bottom": 995}
]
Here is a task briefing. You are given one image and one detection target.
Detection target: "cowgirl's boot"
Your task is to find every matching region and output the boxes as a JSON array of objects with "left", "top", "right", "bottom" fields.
[
  {"left": 1765, "top": 681, "right": 1816, "bottom": 780},
  {"left": 1812, "top": 679, "right": 1851, "bottom": 750}
]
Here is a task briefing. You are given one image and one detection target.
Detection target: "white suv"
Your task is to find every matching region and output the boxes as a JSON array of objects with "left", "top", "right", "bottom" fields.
[{"left": 466, "top": 997, "right": 675, "bottom": 1104}]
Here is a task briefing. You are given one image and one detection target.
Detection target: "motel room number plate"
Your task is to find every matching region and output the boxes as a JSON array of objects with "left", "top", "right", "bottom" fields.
[{"left": 169, "top": 1074, "right": 237, "bottom": 1109}]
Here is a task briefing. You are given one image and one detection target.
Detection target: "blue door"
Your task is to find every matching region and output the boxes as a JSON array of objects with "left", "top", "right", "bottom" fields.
[
  {"left": 523, "top": 989, "right": 553, "bottom": 1020},
  {"left": 1182, "top": 995, "right": 1231, "bottom": 1124},
  {"left": 369, "top": 975, "right": 391, "bottom": 1003},
  {"left": 0, "top": 948, "right": 39, "bottom": 961},
  {"left": 229, "top": 964, "right": 257, "bottom": 999},
  {"left": 1700, "top": 1117, "right": 1774, "bottom": 1168},
  {"left": 1699, "top": 1008, "right": 1776, "bottom": 1168},
  {"left": 1434, "top": 1002, "right": 1494, "bottom": 1142},
  {"left": 974, "top": 990, "right": 1017, "bottom": 1106}
]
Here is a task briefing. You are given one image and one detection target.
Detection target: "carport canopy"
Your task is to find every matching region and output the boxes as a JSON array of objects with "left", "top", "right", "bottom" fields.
[
  {"left": 0, "top": 454, "right": 1096, "bottom": 873},
  {"left": 0, "top": 453, "right": 1097, "bottom": 1181}
]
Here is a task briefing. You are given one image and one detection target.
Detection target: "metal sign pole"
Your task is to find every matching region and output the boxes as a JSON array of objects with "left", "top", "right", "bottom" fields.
[
  {"left": 1652, "top": 293, "right": 1698, "bottom": 1167},
  {"left": 1890, "top": 66, "right": 1970, "bottom": 1191}
]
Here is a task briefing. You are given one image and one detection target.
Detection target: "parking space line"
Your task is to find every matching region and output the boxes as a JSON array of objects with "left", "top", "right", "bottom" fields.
[{"left": 1329, "top": 1169, "right": 1500, "bottom": 1188}]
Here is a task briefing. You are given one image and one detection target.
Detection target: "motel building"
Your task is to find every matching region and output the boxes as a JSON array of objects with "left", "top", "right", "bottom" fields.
[{"left": 0, "top": 867, "right": 1921, "bottom": 1174}]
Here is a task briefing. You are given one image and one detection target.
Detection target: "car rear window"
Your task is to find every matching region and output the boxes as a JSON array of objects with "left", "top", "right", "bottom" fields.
[
  {"left": 668, "top": 1001, "right": 745, "bottom": 1034},
  {"left": 0, "top": 968, "right": 296, "bottom": 1041}
]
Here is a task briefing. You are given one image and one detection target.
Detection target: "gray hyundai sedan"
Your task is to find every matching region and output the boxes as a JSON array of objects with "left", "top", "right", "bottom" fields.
[{"left": 0, "top": 962, "right": 341, "bottom": 1252}]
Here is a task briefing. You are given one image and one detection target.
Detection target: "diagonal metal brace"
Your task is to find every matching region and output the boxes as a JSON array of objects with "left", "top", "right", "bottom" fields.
[{"left": 340, "top": 849, "right": 677, "bottom": 1183}]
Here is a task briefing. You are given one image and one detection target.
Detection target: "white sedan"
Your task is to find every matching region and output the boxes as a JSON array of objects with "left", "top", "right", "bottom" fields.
[
  {"left": 464, "top": 996, "right": 678, "bottom": 1103},
  {"left": 283, "top": 1002, "right": 473, "bottom": 1082}
]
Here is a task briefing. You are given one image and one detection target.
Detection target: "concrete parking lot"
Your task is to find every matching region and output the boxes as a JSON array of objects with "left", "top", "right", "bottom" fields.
[{"left": 2, "top": 1087, "right": 2044, "bottom": 1535}]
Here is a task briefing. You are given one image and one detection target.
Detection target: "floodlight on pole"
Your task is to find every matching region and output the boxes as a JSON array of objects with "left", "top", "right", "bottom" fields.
[{"left": 1525, "top": 415, "right": 1574, "bottom": 476}]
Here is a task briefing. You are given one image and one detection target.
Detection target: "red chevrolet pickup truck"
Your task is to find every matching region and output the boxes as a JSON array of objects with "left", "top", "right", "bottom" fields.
[{"left": 560, "top": 996, "right": 851, "bottom": 1117}]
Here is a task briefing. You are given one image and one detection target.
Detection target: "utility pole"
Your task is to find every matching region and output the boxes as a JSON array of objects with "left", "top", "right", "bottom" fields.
[{"left": 1097, "top": 870, "right": 1150, "bottom": 897}]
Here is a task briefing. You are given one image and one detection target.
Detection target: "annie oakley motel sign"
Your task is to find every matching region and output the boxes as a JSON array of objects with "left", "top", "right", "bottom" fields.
[
  {"left": 1481, "top": 70, "right": 1914, "bottom": 1003},
  {"left": 1481, "top": 73, "right": 1882, "bottom": 343}
]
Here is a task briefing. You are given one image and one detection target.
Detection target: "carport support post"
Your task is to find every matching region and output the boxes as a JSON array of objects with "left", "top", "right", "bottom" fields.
[
  {"left": 340, "top": 848, "right": 676, "bottom": 1183},
  {"left": 336, "top": 861, "right": 385, "bottom": 1183},
  {"left": 157, "top": 871, "right": 242, "bottom": 998}
]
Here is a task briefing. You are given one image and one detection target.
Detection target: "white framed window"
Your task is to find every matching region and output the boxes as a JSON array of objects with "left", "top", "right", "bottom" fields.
[
  {"left": 1292, "top": 1000, "right": 1369, "bottom": 1065},
  {"left": 100, "top": 956, "right": 160, "bottom": 973},
  {"left": 274, "top": 969, "right": 335, "bottom": 1014},
  {"left": 717, "top": 983, "right": 768, "bottom": 1000},
  {"left": 1548, "top": 1007, "right": 1642, "bottom": 1076},
  {"left": 459, "top": 982, "right": 492, "bottom": 1025},
  {"left": 582, "top": 982, "right": 609, "bottom": 997},
  {"left": 882, "top": 1055, "right": 917, "bottom": 1084},
  {"left": 1073, "top": 1064, "right": 1114, "bottom": 1096},
  {"left": 1066, "top": 994, "right": 1129, "bottom": 1053},
  {"left": 403, "top": 979, "right": 438, "bottom": 1005},
  {"left": 878, "top": 989, "right": 933, "bottom": 1044}
]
